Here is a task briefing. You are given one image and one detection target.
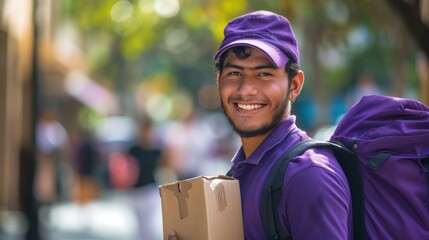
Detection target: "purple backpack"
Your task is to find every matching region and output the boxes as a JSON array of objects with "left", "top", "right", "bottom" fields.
[
  {"left": 261, "top": 95, "right": 429, "bottom": 239},
  {"left": 331, "top": 95, "right": 429, "bottom": 239}
]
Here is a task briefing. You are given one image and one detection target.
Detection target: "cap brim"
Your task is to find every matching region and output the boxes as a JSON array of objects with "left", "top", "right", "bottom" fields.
[{"left": 213, "top": 39, "right": 289, "bottom": 68}]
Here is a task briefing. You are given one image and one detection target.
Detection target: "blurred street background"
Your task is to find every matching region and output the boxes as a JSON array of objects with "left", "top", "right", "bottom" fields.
[{"left": 1, "top": 0, "right": 429, "bottom": 239}]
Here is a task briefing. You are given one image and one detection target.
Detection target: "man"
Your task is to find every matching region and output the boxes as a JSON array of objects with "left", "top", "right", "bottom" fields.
[{"left": 169, "top": 10, "right": 352, "bottom": 240}]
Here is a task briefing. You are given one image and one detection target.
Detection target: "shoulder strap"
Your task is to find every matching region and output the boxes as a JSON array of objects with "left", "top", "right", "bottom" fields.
[
  {"left": 261, "top": 139, "right": 366, "bottom": 240},
  {"left": 261, "top": 140, "right": 322, "bottom": 239}
]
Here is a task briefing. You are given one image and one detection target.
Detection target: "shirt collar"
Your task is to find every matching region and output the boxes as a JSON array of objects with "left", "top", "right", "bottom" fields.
[{"left": 231, "top": 115, "right": 299, "bottom": 165}]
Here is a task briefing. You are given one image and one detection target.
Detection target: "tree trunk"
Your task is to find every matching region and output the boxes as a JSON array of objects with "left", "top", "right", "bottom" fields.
[
  {"left": 417, "top": 53, "right": 429, "bottom": 105},
  {"left": 393, "top": 33, "right": 407, "bottom": 97}
]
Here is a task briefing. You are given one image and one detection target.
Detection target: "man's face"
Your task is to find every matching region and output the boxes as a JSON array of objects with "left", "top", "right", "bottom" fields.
[{"left": 218, "top": 47, "right": 290, "bottom": 138}]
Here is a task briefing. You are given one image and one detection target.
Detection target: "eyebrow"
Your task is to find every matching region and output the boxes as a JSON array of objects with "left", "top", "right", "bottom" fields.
[{"left": 224, "top": 63, "right": 276, "bottom": 70}]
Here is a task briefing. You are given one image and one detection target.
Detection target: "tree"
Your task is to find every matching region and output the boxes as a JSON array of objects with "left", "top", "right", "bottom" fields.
[
  {"left": 385, "top": 0, "right": 429, "bottom": 105},
  {"left": 387, "top": 0, "right": 429, "bottom": 57}
]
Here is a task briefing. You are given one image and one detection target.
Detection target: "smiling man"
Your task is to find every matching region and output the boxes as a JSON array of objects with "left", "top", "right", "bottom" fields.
[{"left": 213, "top": 10, "right": 352, "bottom": 239}]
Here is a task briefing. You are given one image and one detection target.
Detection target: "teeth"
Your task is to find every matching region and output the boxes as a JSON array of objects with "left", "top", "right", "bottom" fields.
[{"left": 237, "top": 104, "right": 262, "bottom": 110}]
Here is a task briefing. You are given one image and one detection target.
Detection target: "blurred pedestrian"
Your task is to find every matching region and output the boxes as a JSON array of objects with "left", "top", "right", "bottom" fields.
[
  {"left": 127, "top": 117, "right": 163, "bottom": 188},
  {"left": 35, "top": 108, "right": 70, "bottom": 203},
  {"left": 70, "top": 128, "right": 101, "bottom": 204},
  {"left": 163, "top": 106, "right": 214, "bottom": 180}
]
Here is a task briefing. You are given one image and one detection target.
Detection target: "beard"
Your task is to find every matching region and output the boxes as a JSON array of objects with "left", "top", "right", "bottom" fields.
[{"left": 221, "top": 97, "right": 289, "bottom": 138}]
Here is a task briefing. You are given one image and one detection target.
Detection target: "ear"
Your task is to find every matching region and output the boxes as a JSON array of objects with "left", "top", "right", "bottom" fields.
[{"left": 289, "top": 70, "right": 304, "bottom": 101}]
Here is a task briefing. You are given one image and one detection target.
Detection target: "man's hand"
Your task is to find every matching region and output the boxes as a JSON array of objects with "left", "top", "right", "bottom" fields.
[{"left": 168, "top": 231, "right": 178, "bottom": 240}]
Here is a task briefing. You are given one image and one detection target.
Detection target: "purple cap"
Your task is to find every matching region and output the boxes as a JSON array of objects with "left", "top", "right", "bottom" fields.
[{"left": 214, "top": 10, "right": 299, "bottom": 67}]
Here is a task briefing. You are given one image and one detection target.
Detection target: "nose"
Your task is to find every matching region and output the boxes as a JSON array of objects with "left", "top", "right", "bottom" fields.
[{"left": 237, "top": 76, "right": 258, "bottom": 96}]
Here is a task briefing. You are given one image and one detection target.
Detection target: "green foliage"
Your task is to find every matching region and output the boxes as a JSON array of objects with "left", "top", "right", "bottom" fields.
[{"left": 59, "top": 0, "right": 420, "bottom": 121}]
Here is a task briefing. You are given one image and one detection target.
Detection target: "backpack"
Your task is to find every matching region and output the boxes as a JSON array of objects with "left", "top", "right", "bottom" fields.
[{"left": 230, "top": 95, "right": 429, "bottom": 240}]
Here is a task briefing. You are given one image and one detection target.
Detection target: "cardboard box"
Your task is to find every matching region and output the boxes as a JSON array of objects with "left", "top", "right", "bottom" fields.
[{"left": 159, "top": 175, "right": 244, "bottom": 240}]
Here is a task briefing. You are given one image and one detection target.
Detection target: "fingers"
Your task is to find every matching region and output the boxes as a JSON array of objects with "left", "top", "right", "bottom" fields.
[{"left": 168, "top": 230, "right": 178, "bottom": 240}]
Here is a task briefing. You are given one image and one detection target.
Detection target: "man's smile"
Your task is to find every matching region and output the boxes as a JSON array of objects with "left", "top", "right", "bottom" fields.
[{"left": 236, "top": 103, "right": 264, "bottom": 111}]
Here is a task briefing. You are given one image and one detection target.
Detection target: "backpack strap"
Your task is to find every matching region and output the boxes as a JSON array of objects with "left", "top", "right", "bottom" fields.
[
  {"left": 325, "top": 140, "right": 367, "bottom": 240},
  {"left": 261, "top": 140, "right": 324, "bottom": 240},
  {"left": 262, "top": 139, "right": 366, "bottom": 240},
  {"left": 422, "top": 158, "right": 429, "bottom": 204}
]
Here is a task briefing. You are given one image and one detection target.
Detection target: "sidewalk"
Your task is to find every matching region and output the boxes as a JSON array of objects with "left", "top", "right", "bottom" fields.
[{"left": 1, "top": 184, "right": 163, "bottom": 240}]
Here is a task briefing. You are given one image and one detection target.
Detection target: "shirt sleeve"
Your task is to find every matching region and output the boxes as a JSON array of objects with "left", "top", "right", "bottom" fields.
[{"left": 280, "top": 163, "right": 351, "bottom": 240}]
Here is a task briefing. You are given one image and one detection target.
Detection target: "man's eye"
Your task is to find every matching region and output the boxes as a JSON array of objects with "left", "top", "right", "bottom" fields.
[
  {"left": 259, "top": 72, "right": 271, "bottom": 77},
  {"left": 228, "top": 71, "right": 241, "bottom": 76}
]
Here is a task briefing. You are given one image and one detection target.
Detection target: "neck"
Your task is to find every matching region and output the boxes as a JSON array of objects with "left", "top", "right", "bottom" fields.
[
  {"left": 240, "top": 114, "right": 290, "bottom": 158},
  {"left": 240, "top": 132, "right": 270, "bottom": 158}
]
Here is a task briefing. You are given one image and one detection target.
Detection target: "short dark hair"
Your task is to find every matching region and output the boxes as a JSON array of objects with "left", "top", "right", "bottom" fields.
[{"left": 214, "top": 46, "right": 300, "bottom": 82}]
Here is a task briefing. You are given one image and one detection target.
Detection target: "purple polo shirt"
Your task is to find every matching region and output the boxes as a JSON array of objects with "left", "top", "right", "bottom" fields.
[{"left": 230, "top": 116, "right": 352, "bottom": 240}]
